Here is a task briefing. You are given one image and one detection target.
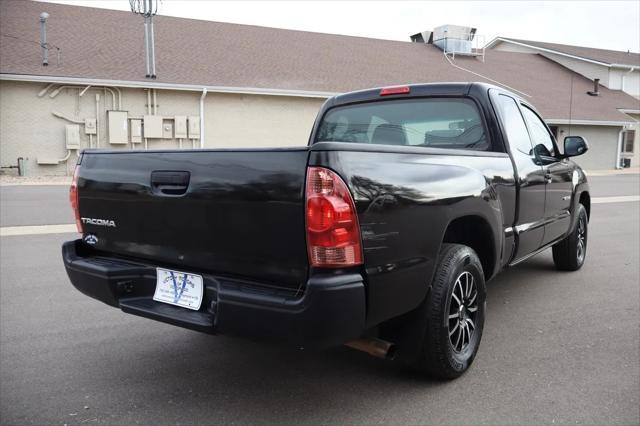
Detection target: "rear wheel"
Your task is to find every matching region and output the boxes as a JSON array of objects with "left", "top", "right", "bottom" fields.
[
  {"left": 400, "top": 244, "right": 486, "bottom": 379},
  {"left": 552, "top": 204, "right": 588, "bottom": 271}
]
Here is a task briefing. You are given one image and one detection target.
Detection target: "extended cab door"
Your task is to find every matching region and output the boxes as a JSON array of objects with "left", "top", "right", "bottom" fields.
[
  {"left": 519, "top": 104, "right": 573, "bottom": 245},
  {"left": 491, "top": 91, "right": 546, "bottom": 260}
]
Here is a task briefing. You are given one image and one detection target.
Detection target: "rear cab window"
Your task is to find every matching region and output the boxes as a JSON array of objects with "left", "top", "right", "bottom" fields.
[{"left": 315, "top": 98, "right": 491, "bottom": 151}]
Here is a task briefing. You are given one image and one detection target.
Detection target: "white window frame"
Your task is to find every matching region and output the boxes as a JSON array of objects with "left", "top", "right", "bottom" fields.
[{"left": 622, "top": 130, "right": 635, "bottom": 154}]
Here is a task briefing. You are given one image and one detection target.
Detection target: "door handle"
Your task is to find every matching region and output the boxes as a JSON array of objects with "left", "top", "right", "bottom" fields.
[
  {"left": 544, "top": 170, "right": 553, "bottom": 184},
  {"left": 151, "top": 171, "right": 190, "bottom": 196}
]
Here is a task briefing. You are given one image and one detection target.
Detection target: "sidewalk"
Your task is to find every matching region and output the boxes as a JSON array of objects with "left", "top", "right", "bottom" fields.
[
  {"left": 584, "top": 167, "right": 640, "bottom": 177},
  {"left": 0, "top": 175, "right": 72, "bottom": 186}
]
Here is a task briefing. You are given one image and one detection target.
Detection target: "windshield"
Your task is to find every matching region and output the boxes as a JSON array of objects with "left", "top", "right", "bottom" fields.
[{"left": 315, "top": 98, "right": 488, "bottom": 151}]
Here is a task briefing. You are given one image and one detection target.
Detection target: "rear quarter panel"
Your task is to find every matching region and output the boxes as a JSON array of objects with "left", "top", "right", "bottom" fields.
[{"left": 309, "top": 145, "right": 515, "bottom": 326}]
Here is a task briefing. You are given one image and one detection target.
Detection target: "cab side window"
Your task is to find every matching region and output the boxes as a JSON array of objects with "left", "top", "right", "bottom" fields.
[
  {"left": 495, "top": 94, "right": 533, "bottom": 156},
  {"left": 521, "top": 105, "right": 556, "bottom": 158}
]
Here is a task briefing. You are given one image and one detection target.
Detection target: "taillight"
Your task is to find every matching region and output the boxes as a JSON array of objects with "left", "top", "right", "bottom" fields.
[
  {"left": 70, "top": 165, "right": 82, "bottom": 233},
  {"left": 306, "top": 167, "right": 362, "bottom": 267}
]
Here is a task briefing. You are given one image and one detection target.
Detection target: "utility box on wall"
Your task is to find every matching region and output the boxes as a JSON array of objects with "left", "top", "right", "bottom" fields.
[
  {"left": 65, "top": 125, "right": 80, "bottom": 149},
  {"left": 188, "top": 116, "right": 200, "bottom": 139},
  {"left": 107, "top": 111, "right": 128, "bottom": 144},
  {"left": 144, "top": 115, "right": 163, "bottom": 138},
  {"left": 162, "top": 121, "right": 174, "bottom": 139},
  {"left": 174, "top": 116, "right": 187, "bottom": 139},
  {"left": 130, "top": 119, "right": 142, "bottom": 143},
  {"left": 84, "top": 118, "right": 97, "bottom": 135}
]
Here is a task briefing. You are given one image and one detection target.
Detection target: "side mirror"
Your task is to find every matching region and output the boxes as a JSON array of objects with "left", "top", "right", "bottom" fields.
[
  {"left": 564, "top": 136, "right": 589, "bottom": 157},
  {"left": 532, "top": 144, "right": 557, "bottom": 165}
]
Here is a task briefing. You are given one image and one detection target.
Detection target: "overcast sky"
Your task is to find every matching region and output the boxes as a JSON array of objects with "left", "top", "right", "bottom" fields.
[{"left": 40, "top": 0, "right": 639, "bottom": 53}]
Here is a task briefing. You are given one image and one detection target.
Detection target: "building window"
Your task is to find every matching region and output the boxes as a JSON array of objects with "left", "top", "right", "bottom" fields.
[{"left": 622, "top": 130, "right": 635, "bottom": 154}]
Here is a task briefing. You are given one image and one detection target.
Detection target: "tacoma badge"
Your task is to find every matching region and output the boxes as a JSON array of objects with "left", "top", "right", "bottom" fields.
[{"left": 81, "top": 218, "right": 116, "bottom": 227}]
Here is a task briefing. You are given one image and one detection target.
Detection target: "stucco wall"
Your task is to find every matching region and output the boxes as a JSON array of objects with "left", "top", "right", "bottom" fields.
[
  {"left": 206, "top": 93, "right": 324, "bottom": 148},
  {"left": 553, "top": 124, "right": 622, "bottom": 170},
  {"left": 0, "top": 80, "right": 324, "bottom": 176},
  {"left": 540, "top": 54, "right": 611, "bottom": 88},
  {"left": 491, "top": 42, "right": 537, "bottom": 54},
  {"left": 612, "top": 68, "right": 640, "bottom": 98}
]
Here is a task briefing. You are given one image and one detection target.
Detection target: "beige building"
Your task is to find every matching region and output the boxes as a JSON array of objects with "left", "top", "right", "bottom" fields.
[
  {"left": 1, "top": 1, "right": 639, "bottom": 176},
  {"left": 0, "top": 80, "right": 325, "bottom": 176}
]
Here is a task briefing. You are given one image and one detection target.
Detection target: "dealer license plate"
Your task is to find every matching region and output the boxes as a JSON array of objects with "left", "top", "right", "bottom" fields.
[{"left": 153, "top": 267, "right": 203, "bottom": 311}]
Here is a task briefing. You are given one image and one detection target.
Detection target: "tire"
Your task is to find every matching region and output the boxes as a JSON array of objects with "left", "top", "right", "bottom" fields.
[
  {"left": 402, "top": 243, "right": 486, "bottom": 379},
  {"left": 552, "top": 203, "right": 588, "bottom": 271}
]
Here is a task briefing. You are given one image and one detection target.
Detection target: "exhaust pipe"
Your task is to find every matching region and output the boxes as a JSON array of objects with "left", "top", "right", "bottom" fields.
[{"left": 345, "top": 338, "right": 396, "bottom": 359}]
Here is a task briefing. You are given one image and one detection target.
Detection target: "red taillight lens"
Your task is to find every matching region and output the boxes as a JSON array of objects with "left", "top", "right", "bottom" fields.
[
  {"left": 306, "top": 167, "right": 362, "bottom": 267},
  {"left": 70, "top": 165, "right": 82, "bottom": 233},
  {"left": 380, "top": 86, "right": 410, "bottom": 96}
]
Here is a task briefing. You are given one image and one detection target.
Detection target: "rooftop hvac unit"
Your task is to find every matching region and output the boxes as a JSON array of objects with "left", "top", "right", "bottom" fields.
[{"left": 433, "top": 25, "right": 477, "bottom": 55}]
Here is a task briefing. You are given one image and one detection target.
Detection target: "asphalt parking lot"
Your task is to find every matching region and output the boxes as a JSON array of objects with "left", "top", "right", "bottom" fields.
[{"left": 1, "top": 175, "right": 639, "bottom": 425}]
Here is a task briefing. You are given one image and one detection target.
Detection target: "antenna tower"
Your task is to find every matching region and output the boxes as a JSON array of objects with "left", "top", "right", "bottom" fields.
[{"left": 130, "top": 0, "right": 160, "bottom": 78}]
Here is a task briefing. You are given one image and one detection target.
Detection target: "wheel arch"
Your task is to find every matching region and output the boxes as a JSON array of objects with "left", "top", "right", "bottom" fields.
[
  {"left": 441, "top": 214, "right": 498, "bottom": 281},
  {"left": 579, "top": 191, "right": 590, "bottom": 219}
]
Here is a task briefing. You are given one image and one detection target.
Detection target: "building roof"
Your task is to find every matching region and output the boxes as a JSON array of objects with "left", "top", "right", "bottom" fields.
[
  {"left": 1, "top": 0, "right": 638, "bottom": 123},
  {"left": 489, "top": 37, "right": 640, "bottom": 68}
]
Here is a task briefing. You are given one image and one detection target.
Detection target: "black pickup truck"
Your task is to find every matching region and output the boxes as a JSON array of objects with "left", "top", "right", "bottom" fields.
[{"left": 63, "top": 82, "right": 590, "bottom": 378}]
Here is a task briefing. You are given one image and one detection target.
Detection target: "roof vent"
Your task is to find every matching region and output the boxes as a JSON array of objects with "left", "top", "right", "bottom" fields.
[
  {"left": 410, "top": 31, "right": 433, "bottom": 44},
  {"left": 587, "top": 78, "right": 600, "bottom": 96}
]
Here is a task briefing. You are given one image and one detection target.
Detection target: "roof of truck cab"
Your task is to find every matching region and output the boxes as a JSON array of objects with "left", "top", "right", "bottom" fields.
[
  {"left": 328, "top": 82, "right": 527, "bottom": 106},
  {"left": 329, "top": 82, "right": 472, "bottom": 105},
  {"left": 1, "top": 1, "right": 637, "bottom": 122}
]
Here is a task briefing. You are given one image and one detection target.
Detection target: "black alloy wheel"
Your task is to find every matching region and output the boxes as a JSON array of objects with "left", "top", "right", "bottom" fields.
[{"left": 448, "top": 271, "right": 479, "bottom": 353}]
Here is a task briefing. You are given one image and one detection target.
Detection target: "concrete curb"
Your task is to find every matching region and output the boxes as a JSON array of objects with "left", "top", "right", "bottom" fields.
[
  {"left": 0, "top": 176, "right": 72, "bottom": 186},
  {"left": 592, "top": 195, "right": 640, "bottom": 204},
  {"left": 0, "top": 224, "right": 78, "bottom": 236}
]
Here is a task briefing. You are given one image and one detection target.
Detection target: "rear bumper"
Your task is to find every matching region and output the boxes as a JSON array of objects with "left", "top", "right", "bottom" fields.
[{"left": 62, "top": 240, "right": 365, "bottom": 348}]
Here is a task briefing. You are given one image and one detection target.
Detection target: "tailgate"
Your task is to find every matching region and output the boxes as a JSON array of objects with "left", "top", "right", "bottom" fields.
[{"left": 77, "top": 148, "right": 309, "bottom": 289}]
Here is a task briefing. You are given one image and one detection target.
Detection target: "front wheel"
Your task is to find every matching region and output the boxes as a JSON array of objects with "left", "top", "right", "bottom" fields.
[
  {"left": 402, "top": 243, "right": 486, "bottom": 379},
  {"left": 552, "top": 203, "right": 588, "bottom": 271}
]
